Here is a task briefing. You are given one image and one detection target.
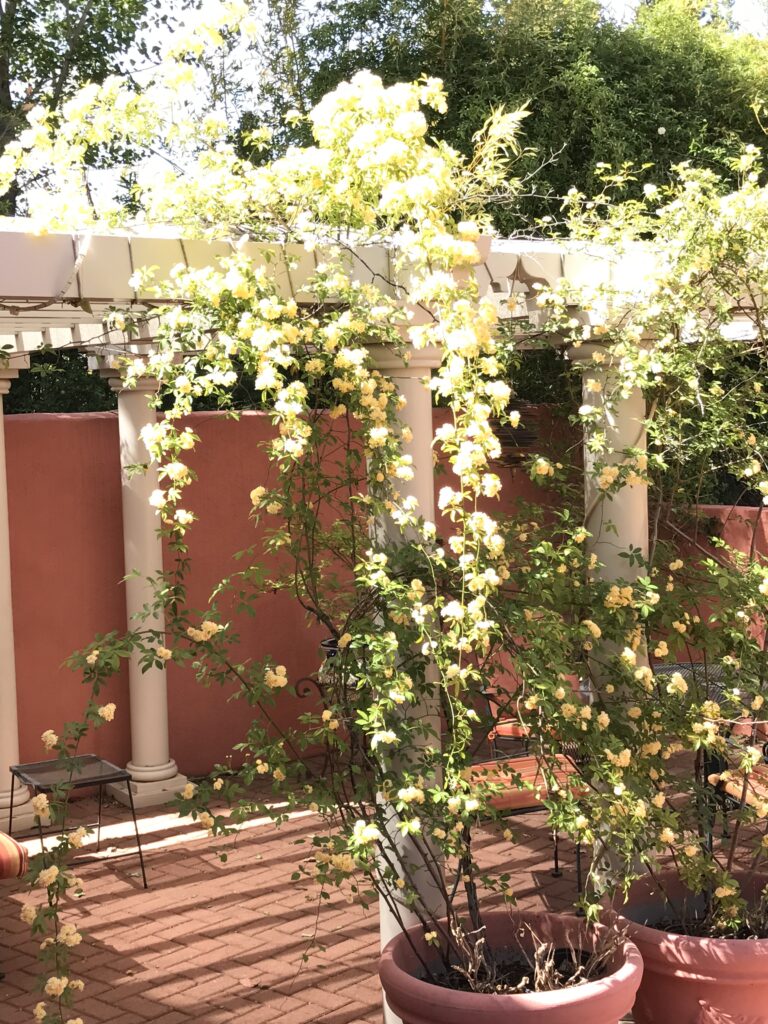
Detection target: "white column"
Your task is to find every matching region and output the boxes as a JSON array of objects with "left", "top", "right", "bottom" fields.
[
  {"left": 568, "top": 343, "right": 649, "bottom": 582},
  {"left": 368, "top": 345, "right": 443, "bottom": 1024},
  {"left": 0, "top": 376, "right": 35, "bottom": 832},
  {"left": 108, "top": 376, "right": 187, "bottom": 807},
  {"left": 568, "top": 342, "right": 650, "bottom": 697}
]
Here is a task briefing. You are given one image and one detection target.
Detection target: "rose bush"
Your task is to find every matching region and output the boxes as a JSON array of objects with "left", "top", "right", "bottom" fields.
[{"left": 5, "top": 5, "right": 768, "bottom": 1021}]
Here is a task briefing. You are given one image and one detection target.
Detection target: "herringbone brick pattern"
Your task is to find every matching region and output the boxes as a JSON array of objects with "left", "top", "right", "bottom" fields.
[{"left": 0, "top": 797, "right": 579, "bottom": 1023}]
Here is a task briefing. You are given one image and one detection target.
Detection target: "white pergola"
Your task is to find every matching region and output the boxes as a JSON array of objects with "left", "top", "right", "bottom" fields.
[{"left": 0, "top": 221, "right": 653, "bottom": 846}]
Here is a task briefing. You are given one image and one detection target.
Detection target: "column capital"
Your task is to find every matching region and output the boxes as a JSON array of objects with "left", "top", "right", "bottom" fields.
[
  {"left": 565, "top": 340, "right": 611, "bottom": 366},
  {"left": 107, "top": 374, "right": 160, "bottom": 396},
  {"left": 566, "top": 336, "right": 656, "bottom": 367},
  {"left": 0, "top": 368, "right": 21, "bottom": 396},
  {"left": 366, "top": 343, "right": 442, "bottom": 375}
]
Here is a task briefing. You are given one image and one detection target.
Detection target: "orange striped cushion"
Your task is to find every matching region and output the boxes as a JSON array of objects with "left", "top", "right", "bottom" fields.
[{"left": 0, "top": 830, "right": 27, "bottom": 879}]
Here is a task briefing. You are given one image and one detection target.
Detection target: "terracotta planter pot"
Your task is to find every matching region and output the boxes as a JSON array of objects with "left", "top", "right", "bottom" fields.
[
  {"left": 614, "top": 873, "right": 768, "bottom": 1024},
  {"left": 379, "top": 908, "right": 643, "bottom": 1024}
]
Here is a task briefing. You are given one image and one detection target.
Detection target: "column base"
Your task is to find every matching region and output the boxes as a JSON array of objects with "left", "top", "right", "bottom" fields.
[
  {"left": 0, "top": 780, "right": 36, "bottom": 835},
  {"left": 0, "top": 801, "right": 37, "bottom": 835},
  {"left": 108, "top": 772, "right": 188, "bottom": 810}
]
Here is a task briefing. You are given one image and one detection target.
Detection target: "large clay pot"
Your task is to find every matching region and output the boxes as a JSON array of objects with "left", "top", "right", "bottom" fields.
[
  {"left": 379, "top": 908, "right": 642, "bottom": 1024},
  {"left": 614, "top": 873, "right": 768, "bottom": 1024}
]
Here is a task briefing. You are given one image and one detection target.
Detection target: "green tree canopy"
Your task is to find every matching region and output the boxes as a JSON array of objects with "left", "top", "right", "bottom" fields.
[
  {"left": 0, "top": 0, "right": 195, "bottom": 213},
  {"left": 249, "top": 0, "right": 768, "bottom": 228}
]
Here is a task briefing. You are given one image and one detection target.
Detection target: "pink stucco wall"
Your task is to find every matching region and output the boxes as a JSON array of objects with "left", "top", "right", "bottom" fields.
[
  {"left": 13, "top": 409, "right": 758, "bottom": 777},
  {"left": 6, "top": 409, "right": 559, "bottom": 775}
]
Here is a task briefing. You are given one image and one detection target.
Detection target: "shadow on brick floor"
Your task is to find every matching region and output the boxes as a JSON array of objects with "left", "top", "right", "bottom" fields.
[{"left": 1, "top": 796, "right": 587, "bottom": 1024}]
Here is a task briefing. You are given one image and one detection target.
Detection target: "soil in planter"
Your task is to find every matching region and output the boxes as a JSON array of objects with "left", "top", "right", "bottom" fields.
[
  {"left": 651, "top": 917, "right": 766, "bottom": 940},
  {"left": 421, "top": 946, "right": 605, "bottom": 994}
]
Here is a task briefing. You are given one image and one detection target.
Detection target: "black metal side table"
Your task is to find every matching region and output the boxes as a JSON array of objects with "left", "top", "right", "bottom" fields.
[{"left": 8, "top": 754, "right": 148, "bottom": 888}]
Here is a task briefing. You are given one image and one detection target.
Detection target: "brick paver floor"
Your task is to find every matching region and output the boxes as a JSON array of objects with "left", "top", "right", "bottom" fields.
[{"left": 0, "top": 795, "right": 580, "bottom": 1024}]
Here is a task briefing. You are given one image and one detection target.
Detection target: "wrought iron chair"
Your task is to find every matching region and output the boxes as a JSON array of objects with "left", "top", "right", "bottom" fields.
[{"left": 467, "top": 679, "right": 586, "bottom": 893}]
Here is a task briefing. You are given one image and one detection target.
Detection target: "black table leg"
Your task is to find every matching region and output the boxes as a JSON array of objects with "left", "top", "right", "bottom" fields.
[
  {"left": 7, "top": 771, "right": 14, "bottom": 837},
  {"left": 126, "top": 782, "right": 148, "bottom": 889},
  {"left": 96, "top": 784, "right": 103, "bottom": 852},
  {"left": 551, "top": 829, "right": 562, "bottom": 877}
]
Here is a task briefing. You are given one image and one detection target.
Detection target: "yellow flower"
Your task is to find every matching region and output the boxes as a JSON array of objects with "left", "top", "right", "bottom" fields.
[
  {"left": 397, "top": 786, "right": 425, "bottom": 805},
  {"left": 97, "top": 702, "right": 116, "bottom": 722},
  {"left": 265, "top": 668, "right": 287, "bottom": 688},
  {"left": 44, "top": 976, "right": 68, "bottom": 997},
  {"left": 250, "top": 486, "right": 266, "bottom": 505},
  {"left": 715, "top": 885, "right": 737, "bottom": 899},
  {"left": 20, "top": 903, "right": 37, "bottom": 924},
  {"left": 85, "top": 649, "right": 100, "bottom": 666},
  {"left": 338, "top": 632, "right": 352, "bottom": 649},
  {"left": 635, "top": 666, "right": 654, "bottom": 691},
  {"left": 157, "top": 646, "right": 173, "bottom": 661},
  {"left": 163, "top": 461, "right": 189, "bottom": 481},
  {"left": 621, "top": 647, "right": 637, "bottom": 666},
  {"left": 353, "top": 819, "right": 382, "bottom": 844},
  {"left": 659, "top": 827, "right": 676, "bottom": 845},
  {"left": 58, "top": 923, "right": 82, "bottom": 947},
  {"left": 69, "top": 827, "right": 87, "bottom": 849},
  {"left": 598, "top": 465, "right": 620, "bottom": 490},
  {"left": 457, "top": 220, "right": 480, "bottom": 241},
  {"left": 31, "top": 794, "right": 50, "bottom": 820},
  {"left": 606, "top": 748, "right": 631, "bottom": 768},
  {"left": 666, "top": 672, "right": 688, "bottom": 696},
  {"left": 41, "top": 729, "right": 58, "bottom": 750},
  {"left": 181, "top": 782, "right": 197, "bottom": 800}
]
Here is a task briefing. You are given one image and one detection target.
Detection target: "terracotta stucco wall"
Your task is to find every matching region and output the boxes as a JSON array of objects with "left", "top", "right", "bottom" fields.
[{"left": 6, "top": 409, "right": 560, "bottom": 776}]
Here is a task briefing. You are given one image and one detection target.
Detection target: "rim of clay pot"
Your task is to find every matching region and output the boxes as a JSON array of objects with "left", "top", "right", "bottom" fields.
[
  {"left": 613, "top": 872, "right": 768, "bottom": 976},
  {"left": 380, "top": 907, "right": 643, "bottom": 1015}
]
